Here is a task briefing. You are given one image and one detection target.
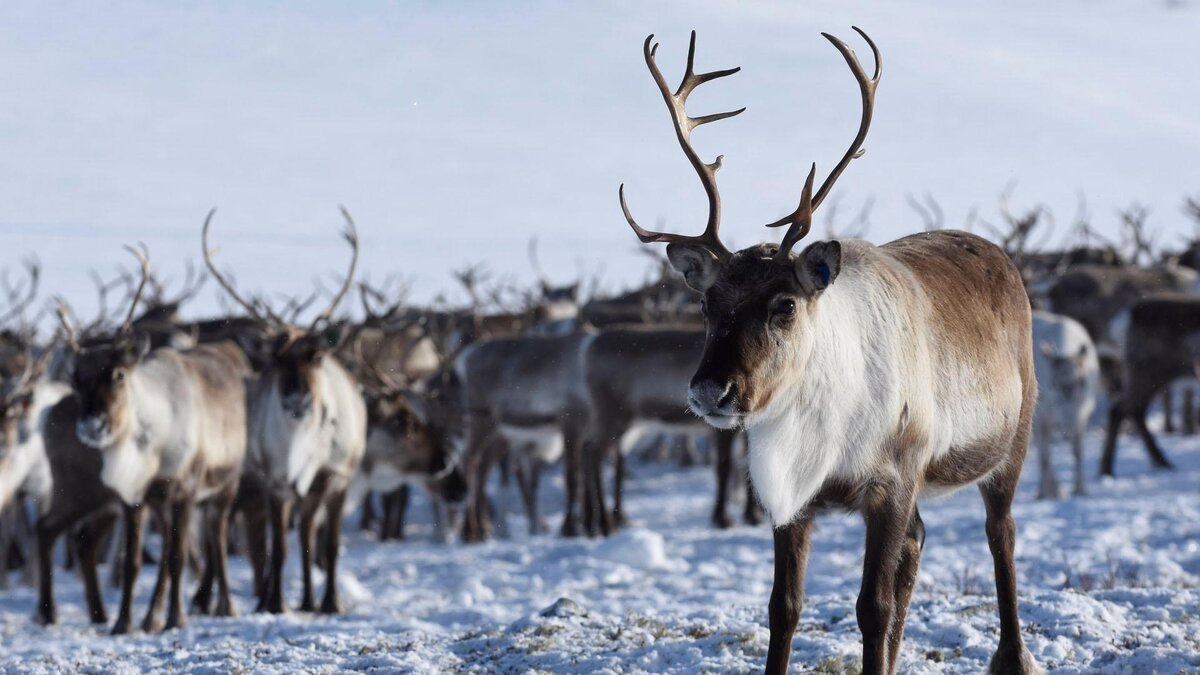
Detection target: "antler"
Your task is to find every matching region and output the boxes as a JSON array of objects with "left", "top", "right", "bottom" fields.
[
  {"left": 308, "top": 206, "right": 359, "bottom": 332},
  {"left": 54, "top": 299, "right": 80, "bottom": 353},
  {"left": 0, "top": 257, "right": 41, "bottom": 331},
  {"left": 1118, "top": 203, "right": 1156, "bottom": 265},
  {"left": 618, "top": 31, "right": 745, "bottom": 259},
  {"left": 120, "top": 243, "right": 151, "bottom": 334},
  {"left": 768, "top": 27, "right": 882, "bottom": 261},
  {"left": 202, "top": 209, "right": 277, "bottom": 326}
]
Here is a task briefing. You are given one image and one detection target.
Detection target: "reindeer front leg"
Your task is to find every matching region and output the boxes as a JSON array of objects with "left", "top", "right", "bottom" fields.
[
  {"left": 886, "top": 506, "right": 925, "bottom": 675},
  {"left": 111, "top": 503, "right": 146, "bottom": 635},
  {"left": 857, "top": 485, "right": 916, "bottom": 675},
  {"left": 164, "top": 495, "right": 193, "bottom": 630},
  {"left": 765, "top": 514, "right": 814, "bottom": 675}
]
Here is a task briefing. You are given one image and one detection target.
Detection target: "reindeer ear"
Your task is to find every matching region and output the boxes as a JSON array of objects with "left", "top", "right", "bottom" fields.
[
  {"left": 666, "top": 244, "right": 721, "bottom": 292},
  {"left": 120, "top": 333, "right": 151, "bottom": 365},
  {"left": 795, "top": 241, "right": 841, "bottom": 292}
]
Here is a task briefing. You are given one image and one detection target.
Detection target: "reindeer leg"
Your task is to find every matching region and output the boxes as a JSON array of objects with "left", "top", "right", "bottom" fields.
[
  {"left": 1100, "top": 398, "right": 1125, "bottom": 477},
  {"left": 711, "top": 429, "right": 734, "bottom": 529},
  {"left": 77, "top": 512, "right": 116, "bottom": 625},
  {"left": 980, "top": 464, "right": 1040, "bottom": 674},
  {"left": 319, "top": 487, "right": 347, "bottom": 614},
  {"left": 392, "top": 485, "right": 410, "bottom": 541},
  {"left": 164, "top": 496, "right": 192, "bottom": 631},
  {"left": 242, "top": 498, "right": 268, "bottom": 606},
  {"left": 611, "top": 449, "right": 630, "bottom": 530},
  {"left": 212, "top": 484, "right": 239, "bottom": 618},
  {"left": 141, "top": 502, "right": 172, "bottom": 633},
  {"left": 1035, "top": 418, "right": 1060, "bottom": 500},
  {"left": 359, "top": 492, "right": 376, "bottom": 533},
  {"left": 764, "top": 514, "right": 814, "bottom": 675},
  {"left": 34, "top": 519, "right": 61, "bottom": 626},
  {"left": 1162, "top": 387, "right": 1175, "bottom": 434},
  {"left": 1071, "top": 427, "right": 1087, "bottom": 497},
  {"left": 259, "top": 495, "right": 290, "bottom": 614},
  {"left": 190, "top": 509, "right": 215, "bottom": 616},
  {"left": 857, "top": 485, "right": 916, "bottom": 675},
  {"left": 559, "top": 421, "right": 583, "bottom": 538},
  {"left": 297, "top": 491, "right": 322, "bottom": 612},
  {"left": 1131, "top": 399, "right": 1175, "bottom": 470},
  {"left": 886, "top": 506, "right": 925, "bottom": 675},
  {"left": 111, "top": 503, "right": 145, "bottom": 635}
]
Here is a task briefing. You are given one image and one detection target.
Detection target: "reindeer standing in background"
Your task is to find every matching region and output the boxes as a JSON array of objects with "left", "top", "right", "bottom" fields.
[
  {"left": 204, "top": 208, "right": 366, "bottom": 615},
  {"left": 62, "top": 245, "right": 251, "bottom": 634},
  {"left": 617, "top": 29, "right": 1039, "bottom": 674},
  {"left": 1031, "top": 311, "right": 1099, "bottom": 499}
]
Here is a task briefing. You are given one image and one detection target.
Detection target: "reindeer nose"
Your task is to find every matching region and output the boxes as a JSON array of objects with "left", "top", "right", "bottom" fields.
[{"left": 688, "top": 378, "right": 738, "bottom": 416}]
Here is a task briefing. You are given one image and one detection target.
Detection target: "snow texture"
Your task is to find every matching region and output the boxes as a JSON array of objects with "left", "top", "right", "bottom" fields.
[{"left": 1, "top": 430, "right": 1198, "bottom": 673}]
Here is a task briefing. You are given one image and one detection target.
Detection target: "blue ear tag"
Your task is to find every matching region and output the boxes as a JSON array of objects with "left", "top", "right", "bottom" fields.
[{"left": 816, "top": 263, "right": 831, "bottom": 286}]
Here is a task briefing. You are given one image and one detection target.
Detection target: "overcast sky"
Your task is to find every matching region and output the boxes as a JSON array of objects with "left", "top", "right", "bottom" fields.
[{"left": 1, "top": 0, "right": 1196, "bottom": 321}]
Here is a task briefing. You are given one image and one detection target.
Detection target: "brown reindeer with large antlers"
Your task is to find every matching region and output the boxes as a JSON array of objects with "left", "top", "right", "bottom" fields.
[
  {"left": 618, "top": 29, "right": 1039, "bottom": 674},
  {"left": 203, "top": 208, "right": 366, "bottom": 615},
  {"left": 62, "top": 244, "right": 251, "bottom": 634}
]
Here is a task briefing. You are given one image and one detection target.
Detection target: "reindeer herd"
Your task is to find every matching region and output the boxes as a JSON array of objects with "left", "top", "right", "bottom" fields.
[{"left": 0, "top": 25, "right": 1197, "bottom": 675}]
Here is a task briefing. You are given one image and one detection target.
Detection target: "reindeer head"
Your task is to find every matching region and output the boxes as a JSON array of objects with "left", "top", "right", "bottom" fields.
[
  {"left": 0, "top": 345, "right": 55, "bottom": 452},
  {"left": 203, "top": 208, "right": 359, "bottom": 425},
  {"left": 60, "top": 245, "right": 154, "bottom": 448},
  {"left": 365, "top": 390, "right": 453, "bottom": 478},
  {"left": 618, "top": 29, "right": 879, "bottom": 428},
  {"left": 1039, "top": 341, "right": 1092, "bottom": 401}
]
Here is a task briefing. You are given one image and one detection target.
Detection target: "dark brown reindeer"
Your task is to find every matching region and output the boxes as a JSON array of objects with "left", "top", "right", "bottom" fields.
[
  {"left": 62, "top": 246, "right": 251, "bottom": 634},
  {"left": 203, "top": 208, "right": 366, "bottom": 615},
  {"left": 1100, "top": 294, "right": 1199, "bottom": 475},
  {"left": 579, "top": 325, "right": 760, "bottom": 536},
  {"left": 617, "top": 29, "right": 1038, "bottom": 674}
]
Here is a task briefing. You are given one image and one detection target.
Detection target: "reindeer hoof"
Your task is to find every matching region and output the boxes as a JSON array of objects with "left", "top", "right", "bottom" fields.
[
  {"left": 35, "top": 609, "right": 57, "bottom": 627},
  {"left": 90, "top": 609, "right": 108, "bottom": 625},
  {"left": 559, "top": 519, "right": 580, "bottom": 538},
  {"left": 320, "top": 597, "right": 342, "bottom": 615},
  {"left": 215, "top": 600, "right": 239, "bottom": 619},
  {"left": 987, "top": 644, "right": 1042, "bottom": 675},
  {"left": 111, "top": 617, "right": 134, "bottom": 635},
  {"left": 165, "top": 612, "right": 187, "bottom": 632},
  {"left": 141, "top": 616, "right": 163, "bottom": 633},
  {"left": 298, "top": 596, "right": 317, "bottom": 613},
  {"left": 711, "top": 512, "right": 734, "bottom": 530}
]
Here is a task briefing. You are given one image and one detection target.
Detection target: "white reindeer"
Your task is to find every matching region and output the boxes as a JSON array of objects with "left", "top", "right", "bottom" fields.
[{"left": 1032, "top": 310, "right": 1099, "bottom": 499}]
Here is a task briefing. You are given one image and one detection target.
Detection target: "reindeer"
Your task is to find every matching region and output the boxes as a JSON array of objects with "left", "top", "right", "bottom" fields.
[
  {"left": 579, "top": 326, "right": 760, "bottom": 536},
  {"left": 0, "top": 342, "right": 121, "bottom": 626},
  {"left": 62, "top": 245, "right": 251, "bottom": 634},
  {"left": 453, "top": 331, "right": 595, "bottom": 541},
  {"left": 1031, "top": 311, "right": 1099, "bottom": 499},
  {"left": 616, "top": 29, "right": 1039, "bottom": 674},
  {"left": 1100, "top": 294, "right": 1200, "bottom": 476},
  {"left": 203, "top": 208, "right": 366, "bottom": 615}
]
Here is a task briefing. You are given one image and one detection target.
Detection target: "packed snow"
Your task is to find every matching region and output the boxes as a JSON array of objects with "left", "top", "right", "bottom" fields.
[{"left": 1, "top": 428, "right": 1197, "bottom": 673}]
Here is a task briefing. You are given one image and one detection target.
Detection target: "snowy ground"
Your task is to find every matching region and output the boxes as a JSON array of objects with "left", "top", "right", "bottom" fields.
[{"left": 1, "top": 429, "right": 1197, "bottom": 673}]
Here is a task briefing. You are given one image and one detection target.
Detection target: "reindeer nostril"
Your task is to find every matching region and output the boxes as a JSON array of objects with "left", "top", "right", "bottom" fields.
[{"left": 717, "top": 382, "right": 738, "bottom": 408}]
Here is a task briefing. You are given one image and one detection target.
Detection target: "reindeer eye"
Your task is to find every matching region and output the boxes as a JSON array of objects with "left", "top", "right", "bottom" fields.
[{"left": 774, "top": 298, "right": 797, "bottom": 318}]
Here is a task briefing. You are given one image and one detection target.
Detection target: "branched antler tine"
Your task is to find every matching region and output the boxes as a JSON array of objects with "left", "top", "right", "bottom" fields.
[
  {"left": 811, "top": 28, "right": 880, "bottom": 209},
  {"left": 54, "top": 298, "right": 79, "bottom": 352},
  {"left": 201, "top": 208, "right": 273, "bottom": 325},
  {"left": 688, "top": 110, "right": 745, "bottom": 130},
  {"left": 768, "top": 28, "right": 880, "bottom": 258},
  {"left": 773, "top": 165, "right": 816, "bottom": 262},
  {"left": 308, "top": 206, "right": 360, "bottom": 331},
  {"left": 119, "top": 242, "right": 151, "bottom": 334},
  {"left": 619, "top": 32, "right": 741, "bottom": 258}
]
